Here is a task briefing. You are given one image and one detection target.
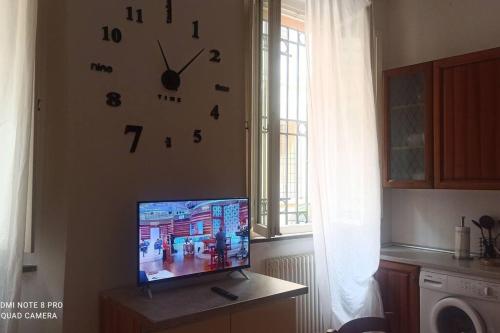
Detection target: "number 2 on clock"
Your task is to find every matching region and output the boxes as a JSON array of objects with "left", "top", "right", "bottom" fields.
[{"left": 210, "top": 50, "right": 221, "bottom": 63}]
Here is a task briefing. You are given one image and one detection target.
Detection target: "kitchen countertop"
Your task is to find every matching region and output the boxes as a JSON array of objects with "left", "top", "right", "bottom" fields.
[{"left": 381, "top": 245, "right": 500, "bottom": 281}]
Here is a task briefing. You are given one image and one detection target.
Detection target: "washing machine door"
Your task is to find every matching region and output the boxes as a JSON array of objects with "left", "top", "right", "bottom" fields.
[{"left": 430, "top": 297, "right": 486, "bottom": 333}]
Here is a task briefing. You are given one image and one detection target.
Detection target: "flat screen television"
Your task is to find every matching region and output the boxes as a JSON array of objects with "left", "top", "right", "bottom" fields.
[{"left": 137, "top": 197, "right": 250, "bottom": 285}]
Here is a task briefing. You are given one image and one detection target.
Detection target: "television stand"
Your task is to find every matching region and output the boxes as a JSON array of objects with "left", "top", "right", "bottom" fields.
[
  {"left": 228, "top": 269, "right": 249, "bottom": 280},
  {"left": 101, "top": 272, "right": 306, "bottom": 333},
  {"left": 141, "top": 284, "right": 153, "bottom": 299}
]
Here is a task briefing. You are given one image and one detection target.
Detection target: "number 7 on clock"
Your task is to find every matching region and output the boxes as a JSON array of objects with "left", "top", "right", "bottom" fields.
[{"left": 124, "top": 125, "right": 143, "bottom": 153}]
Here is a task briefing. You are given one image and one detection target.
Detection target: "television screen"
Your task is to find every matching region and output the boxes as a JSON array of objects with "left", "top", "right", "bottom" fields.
[{"left": 137, "top": 198, "right": 250, "bottom": 284}]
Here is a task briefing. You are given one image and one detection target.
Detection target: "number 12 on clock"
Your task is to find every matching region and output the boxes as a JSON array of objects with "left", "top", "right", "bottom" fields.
[{"left": 166, "top": 0, "right": 172, "bottom": 24}]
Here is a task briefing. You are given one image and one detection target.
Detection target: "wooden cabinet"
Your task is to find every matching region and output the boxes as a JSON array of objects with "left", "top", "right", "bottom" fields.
[
  {"left": 383, "top": 47, "right": 500, "bottom": 189},
  {"left": 155, "top": 315, "right": 230, "bottom": 333},
  {"left": 382, "top": 63, "right": 434, "bottom": 188},
  {"left": 434, "top": 47, "right": 500, "bottom": 189},
  {"left": 99, "top": 272, "right": 306, "bottom": 333},
  {"left": 230, "top": 298, "right": 296, "bottom": 333},
  {"left": 375, "top": 260, "right": 420, "bottom": 333},
  {"left": 152, "top": 298, "right": 296, "bottom": 333},
  {"left": 100, "top": 297, "right": 296, "bottom": 333}
]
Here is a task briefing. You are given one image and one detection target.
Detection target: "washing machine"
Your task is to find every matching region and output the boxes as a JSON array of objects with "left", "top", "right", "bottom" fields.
[{"left": 420, "top": 269, "right": 500, "bottom": 333}]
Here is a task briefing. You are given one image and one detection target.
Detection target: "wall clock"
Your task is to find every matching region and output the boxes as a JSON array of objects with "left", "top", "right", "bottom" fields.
[{"left": 91, "top": 0, "right": 233, "bottom": 153}]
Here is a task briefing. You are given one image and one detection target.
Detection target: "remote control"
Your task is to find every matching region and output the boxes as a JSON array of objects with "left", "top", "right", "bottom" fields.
[{"left": 211, "top": 286, "right": 238, "bottom": 301}]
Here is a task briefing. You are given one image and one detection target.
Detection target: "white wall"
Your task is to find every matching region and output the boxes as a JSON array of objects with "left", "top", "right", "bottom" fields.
[
  {"left": 380, "top": 0, "right": 500, "bottom": 251},
  {"left": 22, "top": 1, "right": 249, "bottom": 333},
  {"left": 250, "top": 237, "right": 315, "bottom": 274},
  {"left": 382, "top": 0, "right": 500, "bottom": 70},
  {"left": 62, "top": 1, "right": 247, "bottom": 332},
  {"left": 391, "top": 190, "right": 500, "bottom": 253}
]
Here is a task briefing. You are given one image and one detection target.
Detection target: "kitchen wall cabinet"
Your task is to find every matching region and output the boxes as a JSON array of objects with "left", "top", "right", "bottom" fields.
[
  {"left": 375, "top": 260, "right": 420, "bottom": 333},
  {"left": 383, "top": 47, "right": 500, "bottom": 189},
  {"left": 434, "top": 47, "right": 500, "bottom": 189},
  {"left": 382, "top": 63, "right": 434, "bottom": 188}
]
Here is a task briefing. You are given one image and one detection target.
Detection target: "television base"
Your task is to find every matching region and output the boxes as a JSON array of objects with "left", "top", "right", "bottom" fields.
[
  {"left": 228, "top": 269, "right": 250, "bottom": 280},
  {"left": 141, "top": 285, "right": 153, "bottom": 299}
]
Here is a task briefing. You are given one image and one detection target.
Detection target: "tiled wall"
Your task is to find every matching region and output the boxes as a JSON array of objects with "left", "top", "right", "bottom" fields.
[{"left": 389, "top": 190, "right": 500, "bottom": 253}]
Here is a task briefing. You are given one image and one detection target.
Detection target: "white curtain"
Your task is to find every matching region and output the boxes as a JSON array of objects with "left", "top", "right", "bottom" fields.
[
  {"left": 305, "top": 0, "right": 383, "bottom": 329},
  {"left": 0, "top": 0, "right": 38, "bottom": 331}
]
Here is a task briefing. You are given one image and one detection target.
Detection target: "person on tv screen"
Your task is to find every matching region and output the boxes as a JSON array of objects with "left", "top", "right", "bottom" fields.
[
  {"left": 162, "top": 236, "right": 168, "bottom": 262},
  {"left": 139, "top": 240, "right": 148, "bottom": 257},
  {"left": 171, "top": 235, "right": 177, "bottom": 253},
  {"left": 215, "top": 226, "right": 226, "bottom": 267},
  {"left": 154, "top": 238, "right": 162, "bottom": 255}
]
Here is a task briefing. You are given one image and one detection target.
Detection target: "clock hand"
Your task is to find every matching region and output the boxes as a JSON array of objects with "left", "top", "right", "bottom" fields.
[
  {"left": 157, "top": 40, "right": 171, "bottom": 71},
  {"left": 178, "top": 48, "right": 205, "bottom": 75}
]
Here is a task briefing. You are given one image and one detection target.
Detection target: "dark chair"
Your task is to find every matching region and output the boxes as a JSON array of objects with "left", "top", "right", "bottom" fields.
[{"left": 326, "top": 317, "right": 390, "bottom": 333}]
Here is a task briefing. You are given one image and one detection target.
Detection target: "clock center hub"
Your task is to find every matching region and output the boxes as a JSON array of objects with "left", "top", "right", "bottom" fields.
[{"left": 161, "top": 70, "right": 181, "bottom": 91}]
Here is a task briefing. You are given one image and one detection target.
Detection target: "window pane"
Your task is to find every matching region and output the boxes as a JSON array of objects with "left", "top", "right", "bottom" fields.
[
  {"left": 287, "top": 134, "right": 297, "bottom": 212},
  {"left": 299, "top": 32, "right": 306, "bottom": 45},
  {"left": 287, "top": 40, "right": 298, "bottom": 120},
  {"left": 289, "top": 29, "right": 298, "bottom": 43},
  {"left": 281, "top": 26, "right": 288, "bottom": 39},
  {"left": 280, "top": 133, "right": 287, "bottom": 201},
  {"left": 298, "top": 135, "right": 307, "bottom": 212},
  {"left": 258, "top": 0, "right": 309, "bottom": 230},
  {"left": 280, "top": 213, "right": 286, "bottom": 226},
  {"left": 278, "top": 8, "right": 308, "bottom": 228},
  {"left": 287, "top": 120, "right": 297, "bottom": 135},
  {"left": 298, "top": 44, "right": 307, "bottom": 122},
  {"left": 280, "top": 50, "right": 288, "bottom": 119}
]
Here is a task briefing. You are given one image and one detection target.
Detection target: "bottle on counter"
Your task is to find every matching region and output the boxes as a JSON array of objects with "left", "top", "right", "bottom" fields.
[{"left": 454, "top": 216, "right": 471, "bottom": 260}]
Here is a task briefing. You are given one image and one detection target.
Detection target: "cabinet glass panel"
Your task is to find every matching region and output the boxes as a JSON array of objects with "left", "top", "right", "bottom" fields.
[{"left": 389, "top": 73, "right": 426, "bottom": 181}]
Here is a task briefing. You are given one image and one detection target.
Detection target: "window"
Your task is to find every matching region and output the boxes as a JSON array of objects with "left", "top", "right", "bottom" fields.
[{"left": 251, "top": 0, "right": 310, "bottom": 238}]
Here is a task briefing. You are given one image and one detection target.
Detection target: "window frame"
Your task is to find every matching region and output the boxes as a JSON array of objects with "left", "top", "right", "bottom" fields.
[{"left": 250, "top": 0, "right": 311, "bottom": 239}]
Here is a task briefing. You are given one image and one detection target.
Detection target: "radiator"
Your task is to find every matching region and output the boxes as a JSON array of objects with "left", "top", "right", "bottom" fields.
[{"left": 265, "top": 254, "right": 325, "bottom": 333}]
